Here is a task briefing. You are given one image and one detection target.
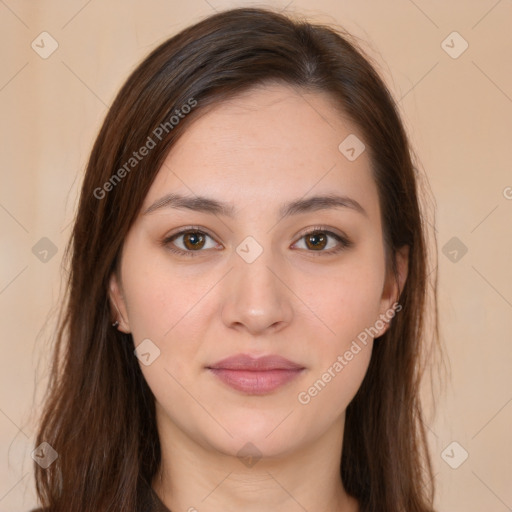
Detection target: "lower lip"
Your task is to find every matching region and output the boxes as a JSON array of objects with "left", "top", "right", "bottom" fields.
[{"left": 208, "top": 368, "right": 304, "bottom": 395}]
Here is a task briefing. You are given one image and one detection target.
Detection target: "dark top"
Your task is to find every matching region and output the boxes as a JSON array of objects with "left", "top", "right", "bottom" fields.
[
  {"left": 142, "top": 486, "right": 172, "bottom": 512},
  {"left": 29, "top": 485, "right": 171, "bottom": 512}
]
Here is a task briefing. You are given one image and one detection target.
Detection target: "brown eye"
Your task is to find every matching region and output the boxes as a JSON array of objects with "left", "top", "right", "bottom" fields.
[
  {"left": 304, "top": 232, "right": 328, "bottom": 251},
  {"left": 182, "top": 231, "right": 206, "bottom": 250},
  {"left": 163, "top": 229, "right": 219, "bottom": 257},
  {"left": 293, "top": 228, "right": 352, "bottom": 255}
]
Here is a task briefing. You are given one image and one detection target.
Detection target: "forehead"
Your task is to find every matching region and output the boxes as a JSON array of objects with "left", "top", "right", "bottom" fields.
[{"left": 141, "top": 83, "right": 380, "bottom": 223}]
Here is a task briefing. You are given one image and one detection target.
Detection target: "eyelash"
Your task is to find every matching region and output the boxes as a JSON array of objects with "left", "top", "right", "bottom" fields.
[{"left": 161, "top": 225, "right": 353, "bottom": 258}]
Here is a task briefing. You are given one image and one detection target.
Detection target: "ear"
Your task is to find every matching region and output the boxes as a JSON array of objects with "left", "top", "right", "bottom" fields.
[
  {"left": 377, "top": 244, "right": 409, "bottom": 337},
  {"left": 108, "top": 271, "right": 131, "bottom": 333}
]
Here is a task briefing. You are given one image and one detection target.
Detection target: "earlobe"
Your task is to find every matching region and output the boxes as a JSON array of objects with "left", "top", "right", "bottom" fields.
[{"left": 108, "top": 272, "right": 131, "bottom": 333}]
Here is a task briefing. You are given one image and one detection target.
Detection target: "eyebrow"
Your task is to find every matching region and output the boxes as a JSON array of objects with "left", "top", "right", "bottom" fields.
[{"left": 142, "top": 192, "right": 368, "bottom": 219}]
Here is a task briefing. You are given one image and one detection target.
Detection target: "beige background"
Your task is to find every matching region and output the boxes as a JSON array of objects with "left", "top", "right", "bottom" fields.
[{"left": 1, "top": 1, "right": 511, "bottom": 510}]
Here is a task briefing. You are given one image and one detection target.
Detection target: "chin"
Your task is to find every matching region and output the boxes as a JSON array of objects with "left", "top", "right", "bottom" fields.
[
  {"left": 209, "top": 432, "right": 300, "bottom": 462},
  {"left": 201, "top": 409, "right": 308, "bottom": 459}
]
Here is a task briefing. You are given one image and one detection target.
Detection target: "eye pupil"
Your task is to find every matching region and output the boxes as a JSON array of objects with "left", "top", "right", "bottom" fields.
[
  {"left": 184, "top": 231, "right": 205, "bottom": 250},
  {"left": 306, "top": 232, "right": 327, "bottom": 251}
]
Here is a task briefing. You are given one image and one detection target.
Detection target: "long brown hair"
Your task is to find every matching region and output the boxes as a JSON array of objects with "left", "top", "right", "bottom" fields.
[{"left": 32, "top": 7, "right": 442, "bottom": 512}]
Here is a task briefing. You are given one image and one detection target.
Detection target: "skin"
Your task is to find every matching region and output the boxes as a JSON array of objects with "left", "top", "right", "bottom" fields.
[{"left": 109, "top": 83, "right": 408, "bottom": 512}]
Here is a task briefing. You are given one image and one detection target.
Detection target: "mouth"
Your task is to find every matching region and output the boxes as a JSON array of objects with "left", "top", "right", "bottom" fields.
[{"left": 206, "top": 354, "right": 305, "bottom": 395}]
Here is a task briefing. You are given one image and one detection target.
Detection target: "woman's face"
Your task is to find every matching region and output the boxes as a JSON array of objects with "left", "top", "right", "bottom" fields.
[{"left": 110, "top": 83, "right": 407, "bottom": 459}]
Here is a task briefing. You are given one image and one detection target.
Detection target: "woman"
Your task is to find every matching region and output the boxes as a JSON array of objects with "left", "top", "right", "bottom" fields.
[{"left": 31, "top": 6, "right": 441, "bottom": 512}]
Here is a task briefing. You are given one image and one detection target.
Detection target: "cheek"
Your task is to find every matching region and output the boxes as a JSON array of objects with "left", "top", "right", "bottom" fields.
[
  {"left": 122, "top": 259, "right": 212, "bottom": 407},
  {"left": 294, "top": 247, "right": 385, "bottom": 408},
  {"left": 299, "top": 252, "right": 386, "bottom": 344},
  {"left": 294, "top": 261, "right": 381, "bottom": 415},
  {"left": 297, "top": 341, "right": 373, "bottom": 426},
  {"left": 120, "top": 245, "right": 222, "bottom": 398},
  {"left": 121, "top": 246, "right": 210, "bottom": 340}
]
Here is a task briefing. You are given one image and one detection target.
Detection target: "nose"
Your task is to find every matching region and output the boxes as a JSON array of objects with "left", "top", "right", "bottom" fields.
[{"left": 221, "top": 247, "right": 294, "bottom": 336}]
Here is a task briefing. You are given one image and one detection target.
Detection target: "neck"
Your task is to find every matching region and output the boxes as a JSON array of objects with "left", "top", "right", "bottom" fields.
[{"left": 152, "top": 411, "right": 359, "bottom": 512}]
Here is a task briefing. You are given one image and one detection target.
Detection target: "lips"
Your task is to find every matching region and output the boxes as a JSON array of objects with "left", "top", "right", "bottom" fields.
[
  {"left": 208, "top": 354, "right": 304, "bottom": 371},
  {"left": 206, "top": 354, "right": 305, "bottom": 395}
]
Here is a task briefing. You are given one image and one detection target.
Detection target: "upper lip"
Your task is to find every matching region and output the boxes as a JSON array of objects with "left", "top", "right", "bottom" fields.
[{"left": 207, "top": 354, "right": 304, "bottom": 371}]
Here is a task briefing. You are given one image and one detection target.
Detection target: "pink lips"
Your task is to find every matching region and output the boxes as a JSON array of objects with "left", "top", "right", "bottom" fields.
[{"left": 207, "top": 354, "right": 305, "bottom": 395}]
